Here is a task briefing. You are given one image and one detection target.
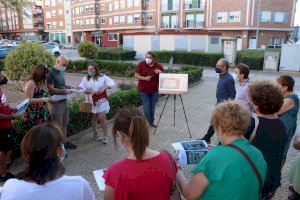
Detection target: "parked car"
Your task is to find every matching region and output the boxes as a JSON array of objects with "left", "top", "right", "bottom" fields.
[
  {"left": 64, "top": 43, "right": 77, "bottom": 49},
  {"left": 0, "top": 46, "right": 16, "bottom": 59},
  {"left": 50, "top": 40, "right": 62, "bottom": 49},
  {"left": 44, "top": 44, "right": 61, "bottom": 57}
]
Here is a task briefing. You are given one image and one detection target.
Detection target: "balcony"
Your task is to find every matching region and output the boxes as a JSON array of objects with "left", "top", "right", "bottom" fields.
[
  {"left": 185, "top": 20, "right": 204, "bottom": 28},
  {"left": 161, "top": 4, "right": 180, "bottom": 12},
  {"left": 161, "top": 22, "right": 179, "bottom": 29},
  {"left": 184, "top": 2, "right": 205, "bottom": 10}
]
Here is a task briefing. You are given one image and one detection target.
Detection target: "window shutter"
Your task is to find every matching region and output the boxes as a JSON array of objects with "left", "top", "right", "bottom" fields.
[
  {"left": 284, "top": 12, "right": 288, "bottom": 23},
  {"left": 270, "top": 12, "right": 275, "bottom": 22}
]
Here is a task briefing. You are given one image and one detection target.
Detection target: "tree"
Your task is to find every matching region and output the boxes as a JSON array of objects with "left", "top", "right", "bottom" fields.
[
  {"left": 78, "top": 41, "right": 99, "bottom": 60},
  {"left": 4, "top": 42, "right": 55, "bottom": 91},
  {"left": 0, "top": 0, "right": 27, "bottom": 12}
]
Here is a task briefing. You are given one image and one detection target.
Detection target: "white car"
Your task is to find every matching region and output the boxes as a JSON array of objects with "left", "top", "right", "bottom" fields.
[{"left": 44, "top": 44, "right": 61, "bottom": 56}]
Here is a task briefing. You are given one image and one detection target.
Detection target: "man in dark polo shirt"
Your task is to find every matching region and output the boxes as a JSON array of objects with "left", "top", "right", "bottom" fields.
[
  {"left": 201, "top": 58, "right": 236, "bottom": 143},
  {"left": 47, "top": 55, "right": 76, "bottom": 149},
  {"left": 135, "top": 52, "right": 164, "bottom": 127}
]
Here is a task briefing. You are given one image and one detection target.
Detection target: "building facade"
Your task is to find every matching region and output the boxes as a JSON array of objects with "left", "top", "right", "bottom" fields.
[
  {"left": 0, "top": 0, "right": 44, "bottom": 41},
  {"left": 206, "top": 0, "right": 297, "bottom": 50}
]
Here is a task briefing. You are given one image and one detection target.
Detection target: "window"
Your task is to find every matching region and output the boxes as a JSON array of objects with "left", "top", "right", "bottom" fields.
[
  {"left": 85, "top": 6, "right": 90, "bottom": 13},
  {"left": 51, "top": 10, "right": 56, "bottom": 17},
  {"left": 146, "top": 13, "right": 153, "bottom": 21},
  {"left": 217, "top": 12, "right": 227, "bottom": 23},
  {"left": 46, "top": 11, "right": 51, "bottom": 18},
  {"left": 109, "top": 4, "right": 113, "bottom": 11},
  {"left": 85, "top": 18, "right": 90, "bottom": 25},
  {"left": 91, "top": 19, "right": 95, "bottom": 25},
  {"left": 114, "top": 1, "right": 119, "bottom": 9},
  {"left": 101, "top": 18, "right": 106, "bottom": 24},
  {"left": 120, "top": 0, "right": 125, "bottom": 8},
  {"left": 127, "top": 0, "right": 133, "bottom": 7},
  {"left": 52, "top": 21, "right": 57, "bottom": 26},
  {"left": 58, "top": 9, "right": 63, "bottom": 15},
  {"left": 75, "top": 7, "right": 79, "bottom": 14},
  {"left": 120, "top": 16, "right": 125, "bottom": 23},
  {"left": 134, "top": 0, "right": 140, "bottom": 6},
  {"left": 114, "top": 16, "right": 119, "bottom": 23},
  {"left": 274, "top": 12, "right": 284, "bottom": 23},
  {"left": 59, "top": 21, "right": 64, "bottom": 26},
  {"left": 90, "top": 5, "right": 94, "bottom": 12},
  {"left": 109, "top": 18, "right": 112, "bottom": 25},
  {"left": 146, "top": 0, "right": 152, "bottom": 4},
  {"left": 100, "top": 4, "right": 105, "bottom": 10},
  {"left": 261, "top": 11, "right": 271, "bottom": 22},
  {"left": 127, "top": 15, "right": 133, "bottom": 23},
  {"left": 210, "top": 37, "right": 219, "bottom": 44},
  {"left": 269, "top": 37, "right": 283, "bottom": 46},
  {"left": 51, "top": 0, "right": 56, "bottom": 6},
  {"left": 134, "top": 14, "right": 140, "bottom": 22},
  {"left": 45, "top": 0, "right": 50, "bottom": 7},
  {"left": 229, "top": 11, "right": 241, "bottom": 22},
  {"left": 108, "top": 33, "right": 118, "bottom": 41}
]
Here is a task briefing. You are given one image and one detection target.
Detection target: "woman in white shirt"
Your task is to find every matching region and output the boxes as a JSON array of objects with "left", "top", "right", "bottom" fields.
[
  {"left": 0, "top": 123, "right": 95, "bottom": 200},
  {"left": 78, "top": 62, "right": 115, "bottom": 144}
]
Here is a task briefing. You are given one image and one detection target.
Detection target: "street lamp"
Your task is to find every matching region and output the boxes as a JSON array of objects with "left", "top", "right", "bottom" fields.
[
  {"left": 255, "top": 0, "right": 261, "bottom": 49},
  {"left": 81, "top": 8, "right": 84, "bottom": 42}
]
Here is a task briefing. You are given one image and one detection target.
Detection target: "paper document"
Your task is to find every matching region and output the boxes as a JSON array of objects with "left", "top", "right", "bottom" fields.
[
  {"left": 52, "top": 95, "right": 67, "bottom": 102},
  {"left": 93, "top": 169, "right": 107, "bottom": 191},
  {"left": 16, "top": 99, "right": 29, "bottom": 114},
  {"left": 172, "top": 140, "right": 209, "bottom": 166}
]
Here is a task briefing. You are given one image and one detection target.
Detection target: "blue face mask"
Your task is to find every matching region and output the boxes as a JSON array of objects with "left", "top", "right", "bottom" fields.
[
  {"left": 215, "top": 67, "right": 222, "bottom": 74},
  {"left": 59, "top": 66, "right": 67, "bottom": 73}
]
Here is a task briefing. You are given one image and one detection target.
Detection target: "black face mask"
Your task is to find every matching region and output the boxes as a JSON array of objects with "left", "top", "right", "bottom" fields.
[{"left": 0, "top": 76, "right": 8, "bottom": 85}]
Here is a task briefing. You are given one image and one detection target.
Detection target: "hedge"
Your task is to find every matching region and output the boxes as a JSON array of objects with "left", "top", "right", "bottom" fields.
[
  {"left": 236, "top": 50, "right": 265, "bottom": 70},
  {"left": 154, "top": 51, "right": 224, "bottom": 66},
  {"left": 97, "top": 48, "right": 136, "bottom": 60},
  {"left": 68, "top": 59, "right": 136, "bottom": 77}
]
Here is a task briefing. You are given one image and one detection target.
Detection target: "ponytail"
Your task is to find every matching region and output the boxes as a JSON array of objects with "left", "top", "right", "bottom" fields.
[{"left": 128, "top": 116, "right": 149, "bottom": 160}]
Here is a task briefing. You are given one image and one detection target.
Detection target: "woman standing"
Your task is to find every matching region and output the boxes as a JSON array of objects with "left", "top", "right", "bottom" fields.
[
  {"left": 78, "top": 62, "right": 115, "bottom": 144},
  {"left": 23, "top": 64, "right": 52, "bottom": 131},
  {"left": 103, "top": 107, "right": 178, "bottom": 200},
  {"left": 277, "top": 75, "right": 299, "bottom": 165},
  {"left": 0, "top": 123, "right": 95, "bottom": 200}
]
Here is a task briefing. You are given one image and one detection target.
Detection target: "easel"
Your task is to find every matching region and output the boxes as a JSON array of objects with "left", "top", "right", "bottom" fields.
[
  {"left": 153, "top": 58, "right": 191, "bottom": 138},
  {"left": 153, "top": 93, "right": 192, "bottom": 138}
]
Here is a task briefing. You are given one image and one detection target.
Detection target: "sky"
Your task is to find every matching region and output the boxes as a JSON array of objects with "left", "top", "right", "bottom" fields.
[{"left": 295, "top": 1, "right": 300, "bottom": 26}]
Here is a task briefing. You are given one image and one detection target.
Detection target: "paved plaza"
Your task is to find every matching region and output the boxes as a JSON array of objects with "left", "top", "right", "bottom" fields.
[{"left": 5, "top": 68, "right": 300, "bottom": 200}]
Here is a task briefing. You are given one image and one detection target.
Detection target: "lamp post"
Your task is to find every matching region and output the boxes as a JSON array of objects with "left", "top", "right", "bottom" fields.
[{"left": 81, "top": 8, "right": 84, "bottom": 42}]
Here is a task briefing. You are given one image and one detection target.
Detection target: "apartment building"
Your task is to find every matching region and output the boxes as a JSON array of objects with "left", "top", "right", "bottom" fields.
[
  {"left": 0, "top": 0, "right": 44, "bottom": 40},
  {"left": 44, "top": 0, "right": 73, "bottom": 44},
  {"left": 206, "top": 0, "right": 297, "bottom": 50}
]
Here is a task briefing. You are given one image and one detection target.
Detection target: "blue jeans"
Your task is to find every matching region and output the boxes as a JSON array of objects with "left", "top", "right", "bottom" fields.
[{"left": 139, "top": 92, "right": 160, "bottom": 124}]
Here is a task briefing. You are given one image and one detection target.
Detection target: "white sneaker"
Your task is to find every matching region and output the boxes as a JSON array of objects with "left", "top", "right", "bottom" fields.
[
  {"left": 102, "top": 136, "right": 108, "bottom": 144},
  {"left": 93, "top": 132, "right": 102, "bottom": 141}
]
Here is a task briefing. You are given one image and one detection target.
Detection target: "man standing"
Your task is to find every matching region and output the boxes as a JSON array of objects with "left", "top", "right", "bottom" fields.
[
  {"left": 201, "top": 58, "right": 236, "bottom": 143},
  {"left": 135, "top": 52, "right": 164, "bottom": 127},
  {"left": 234, "top": 63, "right": 251, "bottom": 110},
  {"left": 47, "top": 55, "right": 76, "bottom": 149}
]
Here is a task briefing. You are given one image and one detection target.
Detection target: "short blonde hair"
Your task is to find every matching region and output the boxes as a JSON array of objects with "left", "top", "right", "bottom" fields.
[{"left": 211, "top": 101, "right": 250, "bottom": 136}]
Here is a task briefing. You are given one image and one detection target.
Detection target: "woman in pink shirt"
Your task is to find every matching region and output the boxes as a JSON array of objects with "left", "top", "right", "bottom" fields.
[{"left": 103, "top": 107, "right": 178, "bottom": 200}]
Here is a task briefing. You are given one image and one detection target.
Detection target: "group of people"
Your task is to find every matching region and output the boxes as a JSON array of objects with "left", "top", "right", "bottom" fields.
[
  {"left": 0, "top": 55, "right": 116, "bottom": 183},
  {"left": 0, "top": 53, "right": 299, "bottom": 200}
]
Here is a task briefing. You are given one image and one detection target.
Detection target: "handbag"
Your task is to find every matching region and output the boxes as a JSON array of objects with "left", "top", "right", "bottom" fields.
[
  {"left": 227, "top": 144, "right": 263, "bottom": 196},
  {"left": 79, "top": 95, "right": 92, "bottom": 113},
  {"left": 162, "top": 150, "right": 182, "bottom": 200}
]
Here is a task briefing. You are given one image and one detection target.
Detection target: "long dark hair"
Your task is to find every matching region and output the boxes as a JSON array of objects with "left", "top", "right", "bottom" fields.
[
  {"left": 112, "top": 107, "right": 149, "bottom": 160},
  {"left": 87, "top": 62, "right": 100, "bottom": 81},
  {"left": 27, "top": 64, "right": 49, "bottom": 85},
  {"left": 17, "top": 123, "right": 65, "bottom": 185}
]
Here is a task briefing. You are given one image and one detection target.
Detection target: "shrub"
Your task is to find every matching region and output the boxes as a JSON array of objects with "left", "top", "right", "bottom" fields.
[
  {"left": 181, "top": 66, "right": 203, "bottom": 85},
  {"left": 68, "top": 59, "right": 136, "bottom": 77},
  {"left": 236, "top": 50, "right": 265, "bottom": 70},
  {"left": 4, "top": 42, "right": 55, "bottom": 81},
  {"left": 78, "top": 41, "right": 99, "bottom": 60},
  {"left": 97, "top": 48, "right": 136, "bottom": 60},
  {"left": 155, "top": 51, "right": 224, "bottom": 66}
]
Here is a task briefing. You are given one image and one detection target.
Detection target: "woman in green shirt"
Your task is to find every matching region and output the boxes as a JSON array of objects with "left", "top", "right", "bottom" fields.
[{"left": 176, "top": 101, "right": 267, "bottom": 200}]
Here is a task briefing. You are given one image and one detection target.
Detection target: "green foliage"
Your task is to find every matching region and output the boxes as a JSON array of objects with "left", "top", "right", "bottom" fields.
[
  {"left": 4, "top": 42, "right": 55, "bottom": 81},
  {"left": 97, "top": 48, "right": 136, "bottom": 60},
  {"left": 68, "top": 59, "right": 136, "bottom": 77},
  {"left": 155, "top": 51, "right": 224, "bottom": 66},
  {"left": 118, "top": 81, "right": 136, "bottom": 91},
  {"left": 0, "top": 0, "right": 26, "bottom": 11},
  {"left": 78, "top": 41, "right": 99, "bottom": 60},
  {"left": 236, "top": 50, "right": 265, "bottom": 70}
]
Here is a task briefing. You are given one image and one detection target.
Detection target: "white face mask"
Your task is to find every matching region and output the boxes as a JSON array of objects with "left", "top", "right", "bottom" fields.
[
  {"left": 145, "top": 58, "right": 153, "bottom": 65},
  {"left": 60, "top": 144, "right": 67, "bottom": 163}
]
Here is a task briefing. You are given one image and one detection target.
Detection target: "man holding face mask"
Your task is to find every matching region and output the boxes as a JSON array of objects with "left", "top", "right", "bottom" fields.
[
  {"left": 134, "top": 52, "right": 164, "bottom": 127},
  {"left": 47, "top": 55, "right": 76, "bottom": 149},
  {"left": 201, "top": 58, "right": 236, "bottom": 143}
]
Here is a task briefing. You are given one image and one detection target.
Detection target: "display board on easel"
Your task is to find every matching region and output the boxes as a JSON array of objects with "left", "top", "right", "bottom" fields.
[{"left": 158, "top": 73, "right": 188, "bottom": 94}]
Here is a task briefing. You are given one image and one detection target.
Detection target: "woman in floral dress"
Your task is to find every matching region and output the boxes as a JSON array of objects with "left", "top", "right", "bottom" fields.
[{"left": 22, "top": 64, "right": 52, "bottom": 131}]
